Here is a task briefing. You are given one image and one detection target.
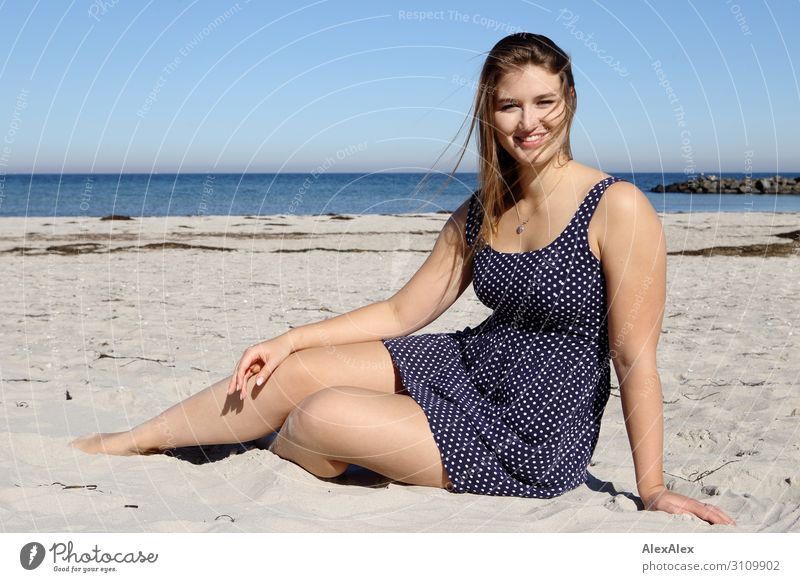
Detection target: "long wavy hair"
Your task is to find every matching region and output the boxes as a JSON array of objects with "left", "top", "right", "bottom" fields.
[{"left": 416, "top": 32, "right": 578, "bottom": 261}]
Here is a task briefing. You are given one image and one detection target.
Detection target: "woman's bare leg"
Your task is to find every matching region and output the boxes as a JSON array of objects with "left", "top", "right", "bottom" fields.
[
  {"left": 271, "top": 385, "right": 451, "bottom": 489},
  {"left": 69, "top": 340, "right": 404, "bottom": 455}
]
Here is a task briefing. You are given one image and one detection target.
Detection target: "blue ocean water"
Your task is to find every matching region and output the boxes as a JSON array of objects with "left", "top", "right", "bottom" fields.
[{"left": 0, "top": 172, "right": 799, "bottom": 218}]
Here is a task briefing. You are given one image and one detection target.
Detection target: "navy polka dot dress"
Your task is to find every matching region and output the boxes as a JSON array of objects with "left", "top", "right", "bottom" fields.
[{"left": 381, "top": 176, "right": 627, "bottom": 498}]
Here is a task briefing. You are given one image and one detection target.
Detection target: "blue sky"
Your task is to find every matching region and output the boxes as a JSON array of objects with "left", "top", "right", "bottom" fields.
[{"left": 0, "top": 0, "right": 797, "bottom": 173}]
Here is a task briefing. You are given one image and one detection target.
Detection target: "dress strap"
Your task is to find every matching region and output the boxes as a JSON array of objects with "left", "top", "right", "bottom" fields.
[
  {"left": 578, "top": 176, "right": 628, "bottom": 228},
  {"left": 465, "top": 189, "right": 483, "bottom": 248}
]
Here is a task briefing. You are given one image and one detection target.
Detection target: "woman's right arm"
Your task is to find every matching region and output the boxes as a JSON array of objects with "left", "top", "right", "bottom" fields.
[{"left": 227, "top": 194, "right": 476, "bottom": 398}]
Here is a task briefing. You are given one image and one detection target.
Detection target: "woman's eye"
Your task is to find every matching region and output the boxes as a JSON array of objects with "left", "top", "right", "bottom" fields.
[{"left": 500, "top": 100, "right": 553, "bottom": 110}]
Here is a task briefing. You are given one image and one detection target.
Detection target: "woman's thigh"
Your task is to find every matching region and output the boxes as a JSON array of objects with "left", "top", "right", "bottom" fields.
[
  {"left": 274, "top": 385, "right": 451, "bottom": 490},
  {"left": 260, "top": 340, "right": 406, "bottom": 412}
]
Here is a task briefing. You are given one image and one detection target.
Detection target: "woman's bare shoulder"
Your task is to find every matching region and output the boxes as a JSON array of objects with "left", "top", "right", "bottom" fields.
[
  {"left": 599, "top": 179, "right": 660, "bottom": 224},
  {"left": 595, "top": 179, "right": 664, "bottom": 258}
]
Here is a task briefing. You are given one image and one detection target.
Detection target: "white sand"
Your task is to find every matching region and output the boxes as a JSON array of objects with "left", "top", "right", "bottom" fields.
[{"left": 0, "top": 210, "right": 797, "bottom": 532}]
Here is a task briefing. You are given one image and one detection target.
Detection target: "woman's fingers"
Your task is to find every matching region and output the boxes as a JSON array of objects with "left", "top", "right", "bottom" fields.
[
  {"left": 226, "top": 345, "right": 271, "bottom": 398},
  {"left": 697, "top": 502, "right": 736, "bottom": 526},
  {"left": 647, "top": 491, "right": 736, "bottom": 527},
  {"left": 241, "top": 362, "right": 266, "bottom": 399},
  {"left": 254, "top": 361, "right": 273, "bottom": 387},
  {"left": 229, "top": 346, "right": 257, "bottom": 396},
  {"left": 236, "top": 349, "right": 270, "bottom": 400},
  {"left": 227, "top": 354, "right": 246, "bottom": 395},
  {"left": 230, "top": 358, "right": 246, "bottom": 394},
  {"left": 238, "top": 358, "right": 256, "bottom": 400},
  {"left": 680, "top": 498, "right": 736, "bottom": 526},
  {"left": 226, "top": 340, "right": 289, "bottom": 399}
]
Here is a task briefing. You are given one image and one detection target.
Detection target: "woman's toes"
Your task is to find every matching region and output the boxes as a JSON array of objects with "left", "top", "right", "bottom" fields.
[
  {"left": 69, "top": 433, "right": 100, "bottom": 453},
  {"left": 69, "top": 432, "right": 139, "bottom": 456}
]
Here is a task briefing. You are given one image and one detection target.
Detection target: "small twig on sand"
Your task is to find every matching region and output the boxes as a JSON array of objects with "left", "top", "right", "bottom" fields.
[
  {"left": 95, "top": 352, "right": 173, "bottom": 367},
  {"left": 683, "top": 391, "right": 720, "bottom": 401},
  {"left": 15, "top": 481, "right": 104, "bottom": 492},
  {"left": 688, "top": 460, "right": 740, "bottom": 482}
]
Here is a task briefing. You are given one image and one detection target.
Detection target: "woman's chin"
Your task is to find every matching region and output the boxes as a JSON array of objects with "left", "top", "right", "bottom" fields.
[{"left": 514, "top": 145, "right": 558, "bottom": 166}]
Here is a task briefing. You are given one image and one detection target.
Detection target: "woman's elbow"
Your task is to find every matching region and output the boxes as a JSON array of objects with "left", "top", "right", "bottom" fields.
[{"left": 610, "top": 350, "right": 659, "bottom": 384}]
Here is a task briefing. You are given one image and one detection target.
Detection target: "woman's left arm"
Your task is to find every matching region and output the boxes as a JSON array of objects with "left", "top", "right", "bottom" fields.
[{"left": 599, "top": 181, "right": 736, "bottom": 527}]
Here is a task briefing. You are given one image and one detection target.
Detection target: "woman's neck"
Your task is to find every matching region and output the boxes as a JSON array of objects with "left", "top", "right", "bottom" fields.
[{"left": 516, "top": 155, "right": 573, "bottom": 203}]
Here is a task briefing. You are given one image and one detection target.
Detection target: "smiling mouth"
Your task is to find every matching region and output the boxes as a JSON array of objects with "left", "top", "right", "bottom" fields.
[{"left": 513, "top": 130, "right": 550, "bottom": 147}]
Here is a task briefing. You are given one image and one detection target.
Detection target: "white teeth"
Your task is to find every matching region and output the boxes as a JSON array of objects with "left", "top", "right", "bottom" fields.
[{"left": 520, "top": 132, "right": 548, "bottom": 142}]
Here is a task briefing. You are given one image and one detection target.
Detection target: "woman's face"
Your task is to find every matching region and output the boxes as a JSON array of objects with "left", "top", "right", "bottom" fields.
[{"left": 491, "top": 63, "right": 571, "bottom": 169}]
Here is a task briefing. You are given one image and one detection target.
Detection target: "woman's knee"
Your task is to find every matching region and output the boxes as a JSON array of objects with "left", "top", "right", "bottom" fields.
[
  {"left": 282, "top": 388, "right": 341, "bottom": 440},
  {"left": 270, "top": 394, "right": 350, "bottom": 478}
]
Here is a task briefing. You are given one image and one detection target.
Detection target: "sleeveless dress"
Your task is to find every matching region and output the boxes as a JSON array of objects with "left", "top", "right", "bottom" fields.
[{"left": 381, "top": 176, "right": 628, "bottom": 498}]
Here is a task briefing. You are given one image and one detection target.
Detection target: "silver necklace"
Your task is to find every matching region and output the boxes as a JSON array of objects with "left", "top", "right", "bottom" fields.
[{"left": 514, "top": 172, "right": 566, "bottom": 234}]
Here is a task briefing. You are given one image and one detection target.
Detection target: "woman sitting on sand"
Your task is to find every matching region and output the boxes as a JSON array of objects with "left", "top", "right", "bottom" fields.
[{"left": 71, "top": 32, "right": 735, "bottom": 526}]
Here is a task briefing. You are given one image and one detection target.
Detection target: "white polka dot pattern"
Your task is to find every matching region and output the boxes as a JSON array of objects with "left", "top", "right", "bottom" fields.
[{"left": 382, "top": 176, "right": 627, "bottom": 497}]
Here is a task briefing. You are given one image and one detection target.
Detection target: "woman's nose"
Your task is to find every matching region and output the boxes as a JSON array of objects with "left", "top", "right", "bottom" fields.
[{"left": 518, "top": 107, "right": 542, "bottom": 131}]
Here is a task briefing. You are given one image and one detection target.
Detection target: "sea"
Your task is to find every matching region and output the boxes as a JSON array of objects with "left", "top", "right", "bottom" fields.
[{"left": 1, "top": 172, "right": 799, "bottom": 218}]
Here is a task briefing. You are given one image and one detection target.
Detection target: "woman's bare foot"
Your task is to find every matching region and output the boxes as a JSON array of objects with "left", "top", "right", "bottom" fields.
[{"left": 69, "top": 431, "right": 161, "bottom": 456}]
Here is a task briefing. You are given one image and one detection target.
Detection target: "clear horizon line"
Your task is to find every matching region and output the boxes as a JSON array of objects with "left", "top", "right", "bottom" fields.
[{"left": 3, "top": 170, "right": 799, "bottom": 176}]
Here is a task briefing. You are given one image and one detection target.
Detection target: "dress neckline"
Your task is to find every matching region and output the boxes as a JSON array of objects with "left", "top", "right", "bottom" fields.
[{"left": 484, "top": 175, "right": 615, "bottom": 257}]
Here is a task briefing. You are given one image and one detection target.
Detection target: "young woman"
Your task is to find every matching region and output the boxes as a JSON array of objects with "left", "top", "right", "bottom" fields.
[{"left": 71, "top": 32, "right": 735, "bottom": 526}]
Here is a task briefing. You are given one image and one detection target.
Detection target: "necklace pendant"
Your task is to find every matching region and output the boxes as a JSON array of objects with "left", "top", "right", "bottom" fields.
[{"left": 516, "top": 224, "right": 526, "bottom": 234}]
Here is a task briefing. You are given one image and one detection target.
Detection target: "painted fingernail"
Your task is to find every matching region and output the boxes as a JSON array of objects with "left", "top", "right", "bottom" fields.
[{"left": 255, "top": 376, "right": 263, "bottom": 386}]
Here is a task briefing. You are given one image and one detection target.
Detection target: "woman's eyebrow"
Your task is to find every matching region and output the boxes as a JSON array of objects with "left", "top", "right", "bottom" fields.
[{"left": 496, "top": 92, "right": 557, "bottom": 103}]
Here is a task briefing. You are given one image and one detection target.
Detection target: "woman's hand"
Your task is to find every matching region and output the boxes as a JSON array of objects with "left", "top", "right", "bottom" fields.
[
  {"left": 227, "top": 335, "right": 294, "bottom": 400},
  {"left": 640, "top": 486, "right": 737, "bottom": 526}
]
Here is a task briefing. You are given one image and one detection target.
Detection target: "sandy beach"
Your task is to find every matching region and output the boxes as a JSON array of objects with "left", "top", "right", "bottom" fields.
[{"left": 0, "top": 210, "right": 797, "bottom": 533}]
